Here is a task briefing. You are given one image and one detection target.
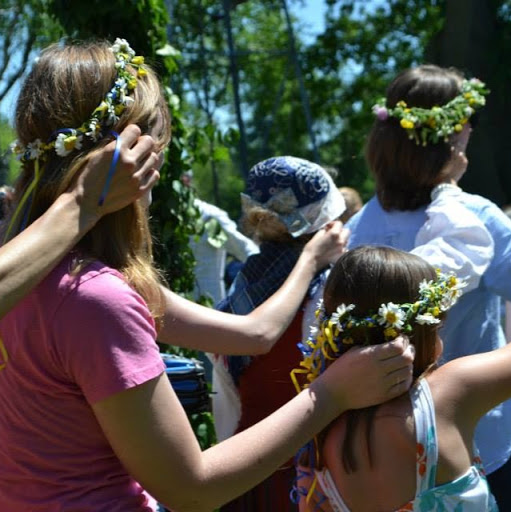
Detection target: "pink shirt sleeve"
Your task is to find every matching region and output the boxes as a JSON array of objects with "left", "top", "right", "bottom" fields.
[{"left": 52, "top": 266, "right": 165, "bottom": 403}]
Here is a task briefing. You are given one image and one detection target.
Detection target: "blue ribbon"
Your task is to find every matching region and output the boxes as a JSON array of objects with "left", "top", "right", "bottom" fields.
[{"left": 98, "top": 131, "right": 121, "bottom": 206}]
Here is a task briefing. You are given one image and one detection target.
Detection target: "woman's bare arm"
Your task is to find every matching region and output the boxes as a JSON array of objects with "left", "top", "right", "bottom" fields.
[
  {"left": 157, "top": 221, "right": 349, "bottom": 354},
  {"left": 0, "top": 125, "right": 159, "bottom": 318}
]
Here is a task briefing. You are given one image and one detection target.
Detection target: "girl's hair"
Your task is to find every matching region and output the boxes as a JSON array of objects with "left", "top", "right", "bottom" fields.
[
  {"left": 240, "top": 206, "right": 303, "bottom": 245},
  {"left": 320, "top": 246, "right": 441, "bottom": 473},
  {"left": 366, "top": 65, "right": 464, "bottom": 211},
  {"left": 11, "top": 40, "right": 171, "bottom": 322}
]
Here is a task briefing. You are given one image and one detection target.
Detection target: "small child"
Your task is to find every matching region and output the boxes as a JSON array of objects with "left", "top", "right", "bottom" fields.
[{"left": 294, "top": 246, "right": 500, "bottom": 511}]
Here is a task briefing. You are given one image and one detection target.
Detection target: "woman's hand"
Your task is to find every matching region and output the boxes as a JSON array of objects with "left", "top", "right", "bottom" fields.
[
  {"left": 303, "top": 220, "right": 350, "bottom": 273},
  {"left": 314, "top": 336, "right": 414, "bottom": 412},
  {"left": 442, "top": 124, "right": 471, "bottom": 184},
  {"left": 70, "top": 124, "right": 162, "bottom": 222}
]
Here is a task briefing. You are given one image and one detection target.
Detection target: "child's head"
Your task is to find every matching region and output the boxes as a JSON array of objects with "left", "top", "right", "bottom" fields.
[
  {"left": 294, "top": 246, "right": 465, "bottom": 394},
  {"left": 322, "top": 246, "right": 446, "bottom": 378},
  {"left": 10, "top": 39, "right": 171, "bottom": 318},
  {"left": 240, "top": 156, "right": 345, "bottom": 244},
  {"left": 366, "top": 65, "right": 487, "bottom": 211}
]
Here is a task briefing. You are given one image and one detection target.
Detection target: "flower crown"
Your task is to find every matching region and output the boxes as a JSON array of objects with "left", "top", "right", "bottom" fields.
[
  {"left": 4, "top": 38, "right": 146, "bottom": 244},
  {"left": 372, "top": 78, "right": 489, "bottom": 146},
  {"left": 291, "top": 270, "right": 466, "bottom": 391},
  {"left": 10, "top": 38, "right": 146, "bottom": 162}
]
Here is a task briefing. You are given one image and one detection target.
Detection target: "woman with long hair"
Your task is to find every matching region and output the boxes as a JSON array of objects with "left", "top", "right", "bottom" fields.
[{"left": 0, "top": 39, "right": 414, "bottom": 511}]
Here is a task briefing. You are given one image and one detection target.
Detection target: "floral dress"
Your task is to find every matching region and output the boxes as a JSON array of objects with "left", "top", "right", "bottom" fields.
[{"left": 314, "top": 379, "right": 499, "bottom": 512}]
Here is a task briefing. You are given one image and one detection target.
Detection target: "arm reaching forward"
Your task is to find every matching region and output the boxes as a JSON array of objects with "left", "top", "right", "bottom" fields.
[{"left": 157, "top": 221, "right": 350, "bottom": 354}]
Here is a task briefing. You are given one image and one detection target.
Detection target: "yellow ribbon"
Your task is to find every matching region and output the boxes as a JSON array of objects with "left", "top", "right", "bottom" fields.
[
  {"left": 3, "top": 159, "right": 41, "bottom": 243},
  {"left": 0, "top": 336, "right": 8, "bottom": 371}
]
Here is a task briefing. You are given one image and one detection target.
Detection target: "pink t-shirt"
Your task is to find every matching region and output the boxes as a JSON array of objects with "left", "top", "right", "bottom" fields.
[{"left": 0, "top": 254, "right": 166, "bottom": 511}]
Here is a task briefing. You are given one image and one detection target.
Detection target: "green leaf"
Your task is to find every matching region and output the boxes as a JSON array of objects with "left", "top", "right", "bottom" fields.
[{"left": 212, "top": 145, "right": 230, "bottom": 162}]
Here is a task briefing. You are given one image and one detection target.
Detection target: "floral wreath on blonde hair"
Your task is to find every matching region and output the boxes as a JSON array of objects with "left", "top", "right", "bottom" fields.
[
  {"left": 290, "top": 269, "right": 466, "bottom": 393},
  {"left": 371, "top": 78, "right": 489, "bottom": 146},
  {"left": 5, "top": 38, "right": 146, "bottom": 242}
]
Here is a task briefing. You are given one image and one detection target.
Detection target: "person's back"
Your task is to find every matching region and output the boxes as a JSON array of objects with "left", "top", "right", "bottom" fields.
[
  {"left": 348, "top": 192, "right": 511, "bottom": 363},
  {"left": 313, "top": 370, "right": 495, "bottom": 511},
  {"left": 0, "top": 255, "right": 162, "bottom": 511}
]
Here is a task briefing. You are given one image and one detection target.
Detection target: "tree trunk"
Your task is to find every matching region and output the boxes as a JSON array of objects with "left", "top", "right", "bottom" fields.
[{"left": 427, "top": 0, "right": 511, "bottom": 206}]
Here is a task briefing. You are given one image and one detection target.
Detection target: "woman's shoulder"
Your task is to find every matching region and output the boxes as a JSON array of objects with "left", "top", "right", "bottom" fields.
[
  {"left": 53, "top": 255, "right": 127, "bottom": 293},
  {"left": 41, "top": 254, "right": 145, "bottom": 317}
]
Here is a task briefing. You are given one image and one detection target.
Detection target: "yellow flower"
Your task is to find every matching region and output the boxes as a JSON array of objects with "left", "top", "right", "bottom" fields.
[
  {"left": 464, "top": 92, "right": 472, "bottom": 99},
  {"left": 397, "top": 101, "right": 407, "bottom": 108},
  {"left": 128, "top": 77, "right": 138, "bottom": 89},
  {"left": 431, "top": 306, "right": 440, "bottom": 317},
  {"left": 400, "top": 119, "right": 415, "bottom": 130},
  {"left": 132, "top": 56, "right": 145, "bottom": 66},
  {"left": 447, "top": 276, "right": 457, "bottom": 288},
  {"left": 95, "top": 101, "right": 109, "bottom": 114},
  {"left": 454, "top": 124, "right": 463, "bottom": 132},
  {"left": 114, "top": 104, "right": 125, "bottom": 116},
  {"left": 461, "top": 118, "right": 468, "bottom": 125},
  {"left": 384, "top": 327, "right": 398, "bottom": 339},
  {"left": 137, "top": 67, "right": 147, "bottom": 77},
  {"left": 64, "top": 135, "right": 78, "bottom": 151}
]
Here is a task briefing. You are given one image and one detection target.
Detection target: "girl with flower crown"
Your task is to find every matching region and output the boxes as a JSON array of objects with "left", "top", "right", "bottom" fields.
[
  {"left": 0, "top": 40, "right": 416, "bottom": 511},
  {"left": 346, "top": 64, "right": 511, "bottom": 508},
  {"left": 295, "top": 246, "right": 501, "bottom": 511}
]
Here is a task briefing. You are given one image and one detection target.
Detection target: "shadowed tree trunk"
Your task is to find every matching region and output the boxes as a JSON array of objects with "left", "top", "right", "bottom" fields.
[{"left": 427, "top": 0, "right": 511, "bottom": 206}]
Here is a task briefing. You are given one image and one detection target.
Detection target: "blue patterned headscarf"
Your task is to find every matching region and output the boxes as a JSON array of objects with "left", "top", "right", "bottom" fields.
[{"left": 241, "top": 156, "right": 345, "bottom": 237}]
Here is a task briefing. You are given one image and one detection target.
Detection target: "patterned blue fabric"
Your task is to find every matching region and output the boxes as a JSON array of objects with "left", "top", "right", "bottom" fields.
[
  {"left": 241, "top": 156, "right": 345, "bottom": 237},
  {"left": 247, "top": 157, "right": 330, "bottom": 207},
  {"left": 346, "top": 193, "right": 511, "bottom": 474}
]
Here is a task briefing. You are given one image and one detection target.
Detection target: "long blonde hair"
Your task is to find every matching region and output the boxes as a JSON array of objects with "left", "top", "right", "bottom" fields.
[{"left": 10, "top": 40, "right": 171, "bottom": 322}]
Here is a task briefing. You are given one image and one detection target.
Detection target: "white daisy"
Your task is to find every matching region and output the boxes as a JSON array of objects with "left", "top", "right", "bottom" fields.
[
  {"left": 378, "top": 302, "right": 406, "bottom": 329},
  {"left": 86, "top": 120, "right": 101, "bottom": 141},
  {"left": 26, "top": 139, "right": 43, "bottom": 159},
  {"left": 416, "top": 313, "right": 441, "bottom": 325},
  {"left": 111, "top": 38, "right": 135, "bottom": 58},
  {"left": 55, "top": 132, "right": 83, "bottom": 157}
]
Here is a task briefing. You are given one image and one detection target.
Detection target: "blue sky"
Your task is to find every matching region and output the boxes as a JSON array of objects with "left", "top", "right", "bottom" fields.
[{"left": 290, "top": 0, "right": 327, "bottom": 40}]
